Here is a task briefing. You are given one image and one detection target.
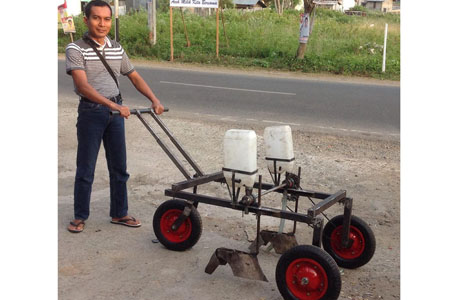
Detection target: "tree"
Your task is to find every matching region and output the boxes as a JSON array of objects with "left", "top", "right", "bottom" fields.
[
  {"left": 296, "top": 0, "right": 316, "bottom": 59},
  {"left": 274, "top": 0, "right": 294, "bottom": 15}
]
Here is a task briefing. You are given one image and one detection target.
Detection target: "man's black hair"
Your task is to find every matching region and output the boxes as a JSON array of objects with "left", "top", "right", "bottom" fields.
[{"left": 84, "top": 0, "right": 112, "bottom": 18}]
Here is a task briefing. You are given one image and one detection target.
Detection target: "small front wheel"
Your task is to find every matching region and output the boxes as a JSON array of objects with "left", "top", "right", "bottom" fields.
[
  {"left": 153, "top": 199, "right": 202, "bottom": 251},
  {"left": 322, "top": 215, "right": 376, "bottom": 269},
  {"left": 276, "top": 245, "right": 341, "bottom": 300}
]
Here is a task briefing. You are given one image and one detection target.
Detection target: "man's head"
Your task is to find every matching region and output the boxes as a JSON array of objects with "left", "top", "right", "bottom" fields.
[
  {"left": 84, "top": 0, "right": 112, "bottom": 19},
  {"left": 84, "top": 0, "right": 112, "bottom": 42}
]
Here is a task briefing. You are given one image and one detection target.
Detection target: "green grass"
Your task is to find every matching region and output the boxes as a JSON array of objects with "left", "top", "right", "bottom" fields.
[{"left": 58, "top": 8, "right": 400, "bottom": 80}]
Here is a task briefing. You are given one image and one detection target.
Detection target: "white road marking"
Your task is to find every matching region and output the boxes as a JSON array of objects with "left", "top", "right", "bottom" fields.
[
  {"left": 262, "top": 120, "right": 288, "bottom": 125},
  {"left": 160, "top": 81, "right": 296, "bottom": 95},
  {"left": 191, "top": 114, "right": 398, "bottom": 137}
]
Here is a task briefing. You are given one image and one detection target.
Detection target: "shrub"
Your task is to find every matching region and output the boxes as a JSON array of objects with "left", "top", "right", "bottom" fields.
[{"left": 58, "top": 8, "right": 400, "bottom": 80}]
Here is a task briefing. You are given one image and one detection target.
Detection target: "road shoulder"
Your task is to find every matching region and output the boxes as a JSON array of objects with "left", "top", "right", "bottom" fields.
[{"left": 57, "top": 54, "right": 399, "bottom": 87}]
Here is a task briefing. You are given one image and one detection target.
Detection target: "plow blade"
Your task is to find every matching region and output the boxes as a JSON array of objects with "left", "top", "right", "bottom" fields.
[
  {"left": 204, "top": 248, "right": 268, "bottom": 282},
  {"left": 249, "top": 230, "right": 298, "bottom": 254}
]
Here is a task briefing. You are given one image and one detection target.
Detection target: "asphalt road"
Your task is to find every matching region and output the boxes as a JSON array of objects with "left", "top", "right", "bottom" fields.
[{"left": 58, "top": 59, "right": 400, "bottom": 138}]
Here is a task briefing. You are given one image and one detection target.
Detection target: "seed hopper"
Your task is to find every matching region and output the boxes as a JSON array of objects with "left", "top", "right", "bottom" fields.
[{"left": 113, "top": 108, "right": 376, "bottom": 300}]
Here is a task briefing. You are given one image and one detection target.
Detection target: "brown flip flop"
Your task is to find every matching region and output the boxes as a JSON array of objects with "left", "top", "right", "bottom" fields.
[
  {"left": 68, "top": 220, "right": 85, "bottom": 233},
  {"left": 111, "top": 216, "right": 141, "bottom": 228}
]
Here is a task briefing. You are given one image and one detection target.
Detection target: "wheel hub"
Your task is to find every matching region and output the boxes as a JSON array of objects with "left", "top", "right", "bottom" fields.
[
  {"left": 286, "top": 258, "right": 328, "bottom": 300},
  {"left": 331, "top": 225, "right": 365, "bottom": 260},
  {"left": 301, "top": 277, "right": 309, "bottom": 285},
  {"left": 160, "top": 209, "right": 192, "bottom": 243}
]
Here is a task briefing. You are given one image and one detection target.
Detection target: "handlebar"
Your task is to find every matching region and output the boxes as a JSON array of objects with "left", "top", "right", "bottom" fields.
[{"left": 110, "top": 107, "right": 169, "bottom": 115}]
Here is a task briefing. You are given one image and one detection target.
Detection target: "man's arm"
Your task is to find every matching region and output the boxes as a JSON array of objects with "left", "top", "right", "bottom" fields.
[
  {"left": 127, "top": 70, "right": 165, "bottom": 115},
  {"left": 71, "top": 70, "right": 130, "bottom": 118}
]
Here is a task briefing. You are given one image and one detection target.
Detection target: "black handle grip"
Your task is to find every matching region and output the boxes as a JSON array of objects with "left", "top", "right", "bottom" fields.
[{"left": 110, "top": 107, "right": 169, "bottom": 115}]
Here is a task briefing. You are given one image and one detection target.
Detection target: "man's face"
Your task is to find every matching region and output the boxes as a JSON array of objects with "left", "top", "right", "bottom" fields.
[{"left": 84, "top": 6, "right": 112, "bottom": 40}]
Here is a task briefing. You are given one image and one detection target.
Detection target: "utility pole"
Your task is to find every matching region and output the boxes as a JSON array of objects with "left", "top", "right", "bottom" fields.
[
  {"left": 114, "top": 0, "right": 119, "bottom": 42},
  {"left": 148, "top": 0, "right": 157, "bottom": 45},
  {"left": 382, "top": 23, "right": 388, "bottom": 73}
]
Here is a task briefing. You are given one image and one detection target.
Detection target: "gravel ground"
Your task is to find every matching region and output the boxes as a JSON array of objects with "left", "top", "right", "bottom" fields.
[{"left": 58, "top": 88, "right": 400, "bottom": 300}]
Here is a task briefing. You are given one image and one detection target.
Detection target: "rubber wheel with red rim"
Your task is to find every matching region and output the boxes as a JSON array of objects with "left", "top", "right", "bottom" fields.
[
  {"left": 322, "top": 215, "right": 376, "bottom": 269},
  {"left": 276, "top": 245, "right": 341, "bottom": 300},
  {"left": 153, "top": 199, "right": 202, "bottom": 251}
]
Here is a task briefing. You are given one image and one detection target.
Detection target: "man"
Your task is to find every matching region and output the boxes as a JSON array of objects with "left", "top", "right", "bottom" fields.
[{"left": 65, "top": 0, "right": 164, "bottom": 233}]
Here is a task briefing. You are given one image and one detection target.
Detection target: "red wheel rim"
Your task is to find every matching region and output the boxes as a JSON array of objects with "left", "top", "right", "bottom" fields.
[
  {"left": 160, "top": 209, "right": 192, "bottom": 243},
  {"left": 285, "top": 258, "right": 328, "bottom": 300},
  {"left": 330, "top": 225, "right": 365, "bottom": 260}
]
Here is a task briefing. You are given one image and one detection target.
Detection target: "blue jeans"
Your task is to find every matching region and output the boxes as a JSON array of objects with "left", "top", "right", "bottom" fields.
[{"left": 73, "top": 98, "right": 129, "bottom": 220}]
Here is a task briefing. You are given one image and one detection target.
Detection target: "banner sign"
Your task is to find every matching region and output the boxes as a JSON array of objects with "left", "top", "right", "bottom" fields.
[
  {"left": 58, "top": 1, "right": 76, "bottom": 34},
  {"left": 62, "top": 16, "right": 76, "bottom": 33},
  {"left": 299, "top": 13, "right": 310, "bottom": 44},
  {"left": 170, "top": 0, "right": 218, "bottom": 8},
  {"left": 58, "top": 2, "right": 67, "bottom": 24}
]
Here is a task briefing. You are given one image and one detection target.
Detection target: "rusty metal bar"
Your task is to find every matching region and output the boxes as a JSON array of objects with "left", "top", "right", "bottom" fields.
[
  {"left": 260, "top": 183, "right": 287, "bottom": 197},
  {"left": 312, "top": 218, "right": 324, "bottom": 247},
  {"left": 341, "top": 197, "right": 353, "bottom": 248},
  {"left": 293, "top": 195, "right": 299, "bottom": 234},
  {"left": 215, "top": 176, "right": 353, "bottom": 208},
  {"left": 251, "top": 181, "right": 337, "bottom": 200},
  {"left": 135, "top": 111, "right": 192, "bottom": 180},
  {"left": 307, "top": 190, "right": 347, "bottom": 218},
  {"left": 171, "top": 171, "right": 224, "bottom": 191},
  {"left": 164, "top": 190, "right": 314, "bottom": 224},
  {"left": 147, "top": 109, "right": 205, "bottom": 176},
  {"left": 171, "top": 203, "right": 192, "bottom": 231},
  {"left": 255, "top": 175, "right": 262, "bottom": 255}
]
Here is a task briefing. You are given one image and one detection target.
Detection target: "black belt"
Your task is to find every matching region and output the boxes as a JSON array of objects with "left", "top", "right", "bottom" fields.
[{"left": 80, "top": 95, "right": 122, "bottom": 104}]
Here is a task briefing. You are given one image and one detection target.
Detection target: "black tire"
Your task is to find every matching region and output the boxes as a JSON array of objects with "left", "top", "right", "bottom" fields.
[
  {"left": 276, "top": 245, "right": 341, "bottom": 300},
  {"left": 322, "top": 215, "right": 376, "bottom": 269},
  {"left": 153, "top": 199, "right": 202, "bottom": 251}
]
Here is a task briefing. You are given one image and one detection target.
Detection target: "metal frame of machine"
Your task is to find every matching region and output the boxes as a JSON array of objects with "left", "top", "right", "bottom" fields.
[{"left": 114, "top": 108, "right": 376, "bottom": 300}]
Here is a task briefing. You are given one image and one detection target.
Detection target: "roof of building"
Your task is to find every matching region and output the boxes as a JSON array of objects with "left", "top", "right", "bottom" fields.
[{"left": 233, "top": 0, "right": 266, "bottom": 6}]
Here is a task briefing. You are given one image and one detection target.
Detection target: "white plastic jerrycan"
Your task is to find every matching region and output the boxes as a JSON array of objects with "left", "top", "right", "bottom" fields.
[
  {"left": 223, "top": 129, "right": 258, "bottom": 189},
  {"left": 264, "top": 125, "right": 295, "bottom": 174}
]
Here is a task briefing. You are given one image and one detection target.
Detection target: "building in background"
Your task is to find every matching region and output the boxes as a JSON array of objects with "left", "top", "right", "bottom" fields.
[
  {"left": 314, "top": 0, "right": 361, "bottom": 12},
  {"left": 124, "top": 0, "right": 148, "bottom": 12},
  {"left": 362, "top": 0, "right": 394, "bottom": 12},
  {"left": 233, "top": 0, "right": 267, "bottom": 10}
]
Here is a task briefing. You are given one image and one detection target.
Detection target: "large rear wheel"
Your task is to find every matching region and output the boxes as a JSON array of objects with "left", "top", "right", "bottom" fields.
[
  {"left": 276, "top": 245, "right": 341, "bottom": 300},
  {"left": 322, "top": 215, "right": 376, "bottom": 269},
  {"left": 153, "top": 199, "right": 202, "bottom": 251}
]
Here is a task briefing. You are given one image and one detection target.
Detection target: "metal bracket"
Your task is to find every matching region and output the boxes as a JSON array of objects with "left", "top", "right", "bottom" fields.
[
  {"left": 171, "top": 201, "right": 193, "bottom": 231},
  {"left": 312, "top": 217, "right": 324, "bottom": 247},
  {"left": 249, "top": 230, "right": 298, "bottom": 254},
  {"left": 205, "top": 248, "right": 268, "bottom": 282}
]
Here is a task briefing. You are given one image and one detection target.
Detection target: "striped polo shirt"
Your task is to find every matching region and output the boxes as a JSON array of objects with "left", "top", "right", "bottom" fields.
[{"left": 65, "top": 32, "right": 135, "bottom": 99}]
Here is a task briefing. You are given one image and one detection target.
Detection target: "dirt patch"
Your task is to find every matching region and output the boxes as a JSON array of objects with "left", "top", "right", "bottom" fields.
[{"left": 58, "top": 94, "right": 399, "bottom": 300}]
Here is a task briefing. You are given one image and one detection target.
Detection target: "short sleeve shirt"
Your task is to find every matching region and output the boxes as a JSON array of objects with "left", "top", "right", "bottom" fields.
[{"left": 65, "top": 33, "right": 135, "bottom": 99}]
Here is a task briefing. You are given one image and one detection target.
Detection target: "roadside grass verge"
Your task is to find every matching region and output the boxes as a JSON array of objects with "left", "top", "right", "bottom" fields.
[{"left": 58, "top": 8, "right": 400, "bottom": 80}]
